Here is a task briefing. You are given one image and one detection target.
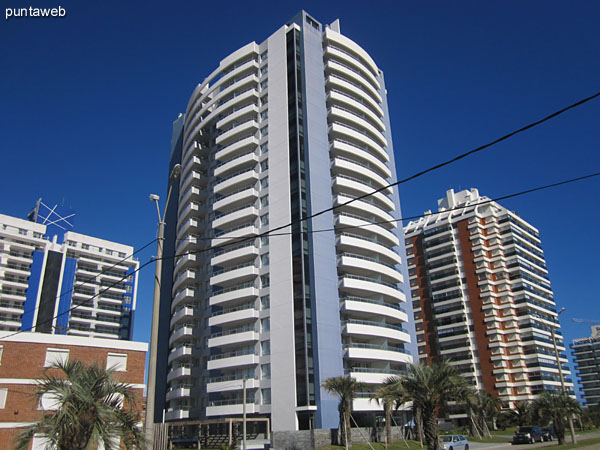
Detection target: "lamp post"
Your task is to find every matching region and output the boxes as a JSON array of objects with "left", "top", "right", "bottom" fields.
[
  {"left": 550, "top": 307, "right": 576, "bottom": 444},
  {"left": 145, "top": 164, "right": 181, "bottom": 447}
]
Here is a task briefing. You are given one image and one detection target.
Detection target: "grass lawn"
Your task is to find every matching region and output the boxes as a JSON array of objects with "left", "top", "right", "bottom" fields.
[{"left": 542, "top": 437, "right": 600, "bottom": 448}]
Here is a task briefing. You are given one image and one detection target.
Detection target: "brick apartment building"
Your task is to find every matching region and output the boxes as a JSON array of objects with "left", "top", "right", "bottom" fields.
[{"left": 0, "top": 332, "right": 147, "bottom": 449}]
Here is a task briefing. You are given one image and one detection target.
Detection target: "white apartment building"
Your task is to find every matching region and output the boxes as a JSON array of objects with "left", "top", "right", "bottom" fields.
[
  {"left": 153, "top": 11, "right": 417, "bottom": 432},
  {"left": 0, "top": 201, "right": 139, "bottom": 340},
  {"left": 404, "top": 189, "right": 573, "bottom": 411}
]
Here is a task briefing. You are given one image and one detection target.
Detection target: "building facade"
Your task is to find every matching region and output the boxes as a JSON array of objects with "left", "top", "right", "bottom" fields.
[
  {"left": 0, "top": 332, "right": 147, "bottom": 449},
  {"left": 155, "top": 12, "right": 416, "bottom": 432},
  {"left": 404, "top": 189, "right": 573, "bottom": 411},
  {"left": 571, "top": 326, "right": 600, "bottom": 407},
  {"left": 0, "top": 200, "right": 139, "bottom": 340}
]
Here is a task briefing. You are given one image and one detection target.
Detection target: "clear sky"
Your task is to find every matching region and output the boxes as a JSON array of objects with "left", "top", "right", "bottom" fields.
[{"left": 1, "top": 1, "right": 599, "bottom": 397}]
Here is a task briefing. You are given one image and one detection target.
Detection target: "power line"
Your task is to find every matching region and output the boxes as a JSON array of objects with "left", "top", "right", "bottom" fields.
[
  {"left": 3, "top": 170, "right": 596, "bottom": 343},
  {"left": 1, "top": 89, "right": 598, "bottom": 341}
]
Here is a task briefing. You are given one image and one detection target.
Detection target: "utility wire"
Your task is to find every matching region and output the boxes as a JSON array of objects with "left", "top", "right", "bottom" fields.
[
  {"left": 1, "top": 90, "right": 598, "bottom": 341},
  {"left": 2, "top": 170, "right": 596, "bottom": 343}
]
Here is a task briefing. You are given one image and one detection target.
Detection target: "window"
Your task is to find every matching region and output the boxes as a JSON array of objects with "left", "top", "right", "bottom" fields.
[
  {"left": 18, "top": 229, "right": 27, "bottom": 236},
  {"left": 260, "top": 110, "right": 268, "bottom": 120},
  {"left": 260, "top": 214, "right": 269, "bottom": 226},
  {"left": 260, "top": 66, "right": 268, "bottom": 75},
  {"left": 260, "top": 80, "right": 268, "bottom": 90},
  {"left": 260, "top": 274, "right": 270, "bottom": 288},
  {"left": 44, "top": 348, "right": 69, "bottom": 367},
  {"left": 0, "top": 345, "right": 3, "bottom": 365},
  {"left": 260, "top": 126, "right": 268, "bottom": 137},
  {"left": 260, "top": 143, "right": 268, "bottom": 153},
  {"left": 39, "top": 392, "right": 60, "bottom": 410},
  {"left": 81, "top": 244, "right": 89, "bottom": 250},
  {"left": 261, "top": 340, "right": 270, "bottom": 356},
  {"left": 261, "top": 364, "right": 271, "bottom": 380},
  {"left": 262, "top": 388, "right": 271, "bottom": 405},
  {"left": 260, "top": 51, "right": 268, "bottom": 61},
  {"left": 261, "top": 318, "right": 270, "bottom": 332},
  {"left": 118, "top": 252, "right": 126, "bottom": 258},
  {"left": 67, "top": 240, "right": 76, "bottom": 247},
  {"left": 260, "top": 295, "right": 270, "bottom": 310},
  {"left": 260, "top": 95, "right": 268, "bottom": 106},
  {"left": 33, "top": 232, "right": 43, "bottom": 239},
  {"left": 105, "top": 249, "right": 113, "bottom": 256},
  {"left": 260, "top": 178, "right": 269, "bottom": 188},
  {"left": 261, "top": 253, "right": 270, "bottom": 267},
  {"left": 260, "top": 236, "right": 269, "bottom": 247},
  {"left": 260, "top": 160, "right": 269, "bottom": 171},
  {"left": 106, "top": 353, "right": 127, "bottom": 371},
  {"left": 0, "top": 388, "right": 6, "bottom": 409},
  {"left": 260, "top": 195, "right": 269, "bottom": 207}
]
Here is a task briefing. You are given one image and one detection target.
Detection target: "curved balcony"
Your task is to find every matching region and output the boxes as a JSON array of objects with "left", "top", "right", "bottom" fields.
[
  {"left": 209, "top": 306, "right": 259, "bottom": 327},
  {"left": 171, "top": 287, "right": 196, "bottom": 312},
  {"left": 334, "top": 194, "right": 394, "bottom": 224},
  {"left": 212, "top": 205, "right": 259, "bottom": 230},
  {"left": 165, "top": 407, "right": 191, "bottom": 421},
  {"left": 329, "top": 122, "right": 388, "bottom": 163},
  {"left": 169, "top": 325, "right": 196, "bottom": 346},
  {"left": 335, "top": 214, "right": 398, "bottom": 247},
  {"left": 327, "top": 90, "right": 384, "bottom": 130},
  {"left": 206, "top": 377, "right": 258, "bottom": 393},
  {"left": 210, "top": 264, "right": 259, "bottom": 287},
  {"left": 215, "top": 135, "right": 260, "bottom": 163},
  {"left": 211, "top": 243, "right": 259, "bottom": 267},
  {"left": 324, "top": 29, "right": 380, "bottom": 86},
  {"left": 216, "top": 120, "right": 259, "bottom": 147},
  {"left": 341, "top": 297, "right": 407, "bottom": 323},
  {"left": 325, "top": 60, "right": 382, "bottom": 106},
  {"left": 180, "top": 170, "right": 209, "bottom": 196},
  {"left": 213, "top": 169, "right": 258, "bottom": 196},
  {"left": 168, "top": 344, "right": 193, "bottom": 364},
  {"left": 338, "top": 254, "right": 403, "bottom": 283},
  {"left": 179, "top": 185, "right": 207, "bottom": 209},
  {"left": 174, "top": 253, "right": 197, "bottom": 272},
  {"left": 211, "top": 74, "right": 258, "bottom": 109},
  {"left": 328, "top": 106, "right": 386, "bottom": 147},
  {"left": 165, "top": 386, "right": 191, "bottom": 402},
  {"left": 177, "top": 201, "right": 204, "bottom": 224},
  {"left": 332, "top": 176, "right": 395, "bottom": 211},
  {"left": 206, "top": 402, "right": 256, "bottom": 417},
  {"left": 166, "top": 366, "right": 192, "bottom": 383},
  {"left": 207, "top": 352, "right": 258, "bottom": 370},
  {"left": 170, "top": 306, "right": 196, "bottom": 329},
  {"left": 202, "top": 88, "right": 259, "bottom": 130},
  {"left": 172, "top": 269, "right": 197, "bottom": 294},
  {"left": 336, "top": 233, "right": 401, "bottom": 266},
  {"left": 324, "top": 44, "right": 380, "bottom": 92},
  {"left": 211, "top": 224, "right": 258, "bottom": 247},
  {"left": 347, "top": 370, "right": 400, "bottom": 385},
  {"left": 326, "top": 75, "right": 383, "bottom": 119},
  {"left": 177, "top": 217, "right": 203, "bottom": 239},
  {"left": 214, "top": 152, "right": 259, "bottom": 178},
  {"left": 329, "top": 138, "right": 390, "bottom": 179},
  {"left": 213, "top": 186, "right": 259, "bottom": 212},
  {"left": 344, "top": 344, "right": 413, "bottom": 365},
  {"left": 208, "top": 329, "right": 259, "bottom": 348},
  {"left": 339, "top": 275, "right": 405, "bottom": 303},
  {"left": 209, "top": 285, "right": 259, "bottom": 307},
  {"left": 343, "top": 320, "right": 410, "bottom": 343},
  {"left": 216, "top": 103, "right": 259, "bottom": 130},
  {"left": 331, "top": 156, "right": 389, "bottom": 191}
]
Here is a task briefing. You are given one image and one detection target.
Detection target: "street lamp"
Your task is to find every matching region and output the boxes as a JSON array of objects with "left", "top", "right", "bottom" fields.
[
  {"left": 550, "top": 306, "right": 576, "bottom": 444},
  {"left": 145, "top": 164, "right": 181, "bottom": 446}
]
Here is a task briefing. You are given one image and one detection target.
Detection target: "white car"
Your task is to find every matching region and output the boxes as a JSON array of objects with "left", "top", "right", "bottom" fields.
[{"left": 441, "top": 434, "right": 469, "bottom": 450}]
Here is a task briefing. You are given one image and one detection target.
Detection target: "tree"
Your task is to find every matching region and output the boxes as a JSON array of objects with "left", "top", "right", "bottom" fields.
[
  {"left": 373, "top": 377, "right": 408, "bottom": 445},
  {"left": 16, "top": 359, "right": 146, "bottom": 450},
  {"left": 393, "top": 360, "right": 473, "bottom": 450},
  {"left": 509, "top": 401, "right": 532, "bottom": 427},
  {"left": 322, "top": 376, "right": 366, "bottom": 448},
  {"left": 466, "top": 391, "right": 501, "bottom": 438},
  {"left": 532, "top": 391, "right": 581, "bottom": 445}
]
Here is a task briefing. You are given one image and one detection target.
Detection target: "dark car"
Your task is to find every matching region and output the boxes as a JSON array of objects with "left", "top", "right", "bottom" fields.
[
  {"left": 512, "top": 426, "right": 544, "bottom": 444},
  {"left": 541, "top": 426, "right": 555, "bottom": 441}
]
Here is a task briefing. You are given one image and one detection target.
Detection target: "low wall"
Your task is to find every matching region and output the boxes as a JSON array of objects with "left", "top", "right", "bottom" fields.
[{"left": 272, "top": 426, "right": 408, "bottom": 449}]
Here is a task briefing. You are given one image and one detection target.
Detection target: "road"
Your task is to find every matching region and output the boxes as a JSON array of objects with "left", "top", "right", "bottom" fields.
[{"left": 469, "top": 431, "right": 600, "bottom": 450}]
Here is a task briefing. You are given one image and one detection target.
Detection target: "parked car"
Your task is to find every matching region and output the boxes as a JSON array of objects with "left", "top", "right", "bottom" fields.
[
  {"left": 441, "top": 434, "right": 469, "bottom": 450},
  {"left": 512, "top": 426, "right": 544, "bottom": 444},
  {"left": 541, "top": 426, "right": 555, "bottom": 441}
]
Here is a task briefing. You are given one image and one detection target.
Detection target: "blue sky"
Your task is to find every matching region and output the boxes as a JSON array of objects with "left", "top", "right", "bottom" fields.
[{"left": 1, "top": 1, "right": 599, "bottom": 396}]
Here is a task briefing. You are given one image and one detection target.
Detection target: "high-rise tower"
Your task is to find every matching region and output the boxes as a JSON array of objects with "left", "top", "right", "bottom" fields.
[
  {"left": 155, "top": 12, "right": 416, "bottom": 432},
  {"left": 404, "top": 189, "right": 573, "bottom": 412}
]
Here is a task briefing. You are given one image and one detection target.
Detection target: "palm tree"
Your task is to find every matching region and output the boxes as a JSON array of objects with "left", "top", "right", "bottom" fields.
[
  {"left": 532, "top": 391, "right": 581, "bottom": 445},
  {"left": 395, "top": 360, "right": 473, "bottom": 450},
  {"left": 374, "top": 377, "right": 407, "bottom": 445},
  {"left": 16, "top": 359, "right": 146, "bottom": 450},
  {"left": 467, "top": 391, "right": 501, "bottom": 438},
  {"left": 509, "top": 401, "right": 532, "bottom": 427},
  {"left": 323, "top": 375, "right": 366, "bottom": 448}
]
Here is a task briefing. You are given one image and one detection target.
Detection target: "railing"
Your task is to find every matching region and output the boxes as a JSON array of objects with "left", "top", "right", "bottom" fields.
[
  {"left": 340, "top": 296, "right": 405, "bottom": 313},
  {"left": 342, "top": 319, "right": 406, "bottom": 333},
  {"left": 344, "top": 343, "right": 410, "bottom": 355}
]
